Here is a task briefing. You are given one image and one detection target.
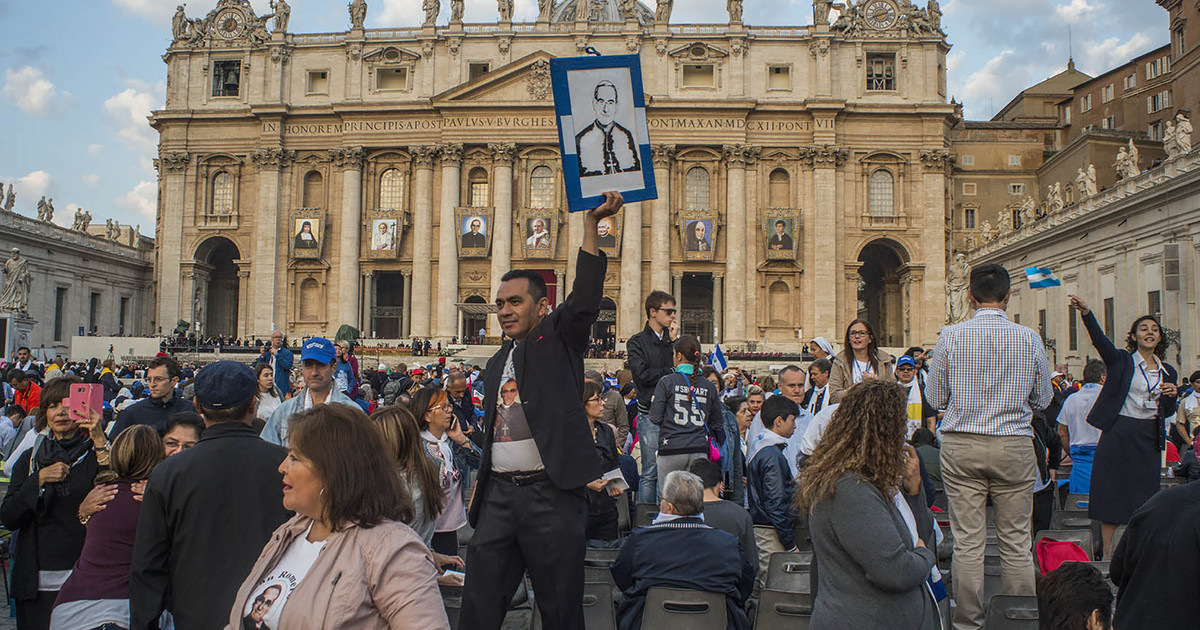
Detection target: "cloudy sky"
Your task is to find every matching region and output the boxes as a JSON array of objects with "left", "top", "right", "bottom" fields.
[{"left": 0, "top": 0, "right": 1168, "bottom": 228}]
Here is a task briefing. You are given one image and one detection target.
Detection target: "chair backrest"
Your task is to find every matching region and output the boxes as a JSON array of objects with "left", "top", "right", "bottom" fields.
[
  {"left": 1063, "top": 493, "right": 1089, "bottom": 512},
  {"left": 753, "top": 589, "right": 814, "bottom": 630},
  {"left": 584, "top": 565, "right": 615, "bottom": 587},
  {"left": 1049, "top": 510, "right": 1092, "bottom": 530},
  {"left": 1035, "top": 529, "right": 1094, "bottom": 566},
  {"left": 985, "top": 594, "right": 1039, "bottom": 630},
  {"left": 585, "top": 547, "right": 621, "bottom": 567},
  {"left": 582, "top": 581, "right": 617, "bottom": 630},
  {"left": 617, "top": 496, "right": 632, "bottom": 535},
  {"left": 765, "top": 552, "right": 814, "bottom": 593},
  {"left": 641, "top": 587, "right": 727, "bottom": 630},
  {"left": 635, "top": 503, "right": 659, "bottom": 528}
]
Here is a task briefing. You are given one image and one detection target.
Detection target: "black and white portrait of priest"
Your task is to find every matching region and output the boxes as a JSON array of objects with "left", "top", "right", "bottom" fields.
[{"left": 575, "top": 80, "right": 641, "bottom": 177}]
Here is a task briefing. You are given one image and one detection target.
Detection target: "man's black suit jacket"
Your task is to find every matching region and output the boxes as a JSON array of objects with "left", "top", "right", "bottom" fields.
[{"left": 468, "top": 248, "right": 606, "bottom": 526}]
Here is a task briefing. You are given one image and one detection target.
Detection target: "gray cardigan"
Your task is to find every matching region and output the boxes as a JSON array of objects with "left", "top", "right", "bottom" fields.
[{"left": 808, "top": 473, "right": 938, "bottom": 630}]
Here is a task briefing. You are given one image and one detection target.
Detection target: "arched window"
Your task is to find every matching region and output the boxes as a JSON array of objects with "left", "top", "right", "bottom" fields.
[
  {"left": 768, "top": 169, "right": 790, "bottom": 208},
  {"left": 869, "top": 170, "right": 895, "bottom": 217},
  {"left": 302, "top": 170, "right": 324, "bottom": 208},
  {"left": 769, "top": 281, "right": 790, "bottom": 325},
  {"left": 685, "top": 166, "right": 710, "bottom": 210},
  {"left": 210, "top": 172, "right": 234, "bottom": 215},
  {"left": 468, "top": 167, "right": 490, "bottom": 207},
  {"left": 299, "top": 278, "right": 321, "bottom": 320},
  {"left": 529, "top": 165, "right": 555, "bottom": 209},
  {"left": 379, "top": 168, "right": 405, "bottom": 210}
]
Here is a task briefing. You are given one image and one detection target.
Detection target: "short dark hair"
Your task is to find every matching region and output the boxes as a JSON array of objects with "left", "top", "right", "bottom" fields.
[
  {"left": 499, "top": 269, "right": 547, "bottom": 302},
  {"left": 6, "top": 367, "right": 27, "bottom": 383},
  {"left": 809, "top": 358, "right": 832, "bottom": 375},
  {"left": 4, "top": 404, "right": 25, "bottom": 419},
  {"left": 762, "top": 395, "right": 799, "bottom": 431},
  {"left": 164, "top": 411, "right": 205, "bottom": 439},
  {"left": 911, "top": 428, "right": 937, "bottom": 447},
  {"left": 687, "top": 458, "right": 723, "bottom": 490},
  {"left": 1190, "top": 370, "right": 1200, "bottom": 383},
  {"left": 1037, "top": 562, "right": 1113, "bottom": 630},
  {"left": 775, "top": 219, "right": 786, "bottom": 227},
  {"left": 16, "top": 346, "right": 30, "bottom": 354},
  {"left": 723, "top": 395, "right": 747, "bottom": 416},
  {"left": 288, "top": 403, "right": 413, "bottom": 529},
  {"left": 702, "top": 365, "right": 721, "bottom": 381},
  {"left": 644, "top": 290, "right": 676, "bottom": 318},
  {"left": 1082, "top": 360, "right": 1105, "bottom": 385},
  {"left": 905, "top": 346, "right": 924, "bottom": 357},
  {"left": 593, "top": 79, "right": 618, "bottom": 101},
  {"left": 148, "top": 355, "right": 181, "bottom": 381},
  {"left": 969, "top": 264, "right": 1010, "bottom": 304}
]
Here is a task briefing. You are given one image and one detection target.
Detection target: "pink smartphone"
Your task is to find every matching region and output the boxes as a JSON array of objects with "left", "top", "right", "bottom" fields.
[{"left": 68, "top": 384, "right": 104, "bottom": 422}]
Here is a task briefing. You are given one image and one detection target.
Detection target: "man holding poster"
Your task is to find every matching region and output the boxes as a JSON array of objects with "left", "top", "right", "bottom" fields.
[{"left": 461, "top": 191, "right": 623, "bottom": 630}]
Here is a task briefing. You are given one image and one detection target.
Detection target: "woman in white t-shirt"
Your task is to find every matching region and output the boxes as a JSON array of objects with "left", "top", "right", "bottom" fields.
[{"left": 226, "top": 404, "right": 448, "bottom": 629}]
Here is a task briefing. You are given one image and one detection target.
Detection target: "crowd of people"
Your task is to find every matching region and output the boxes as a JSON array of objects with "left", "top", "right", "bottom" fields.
[{"left": 0, "top": 191, "right": 1197, "bottom": 630}]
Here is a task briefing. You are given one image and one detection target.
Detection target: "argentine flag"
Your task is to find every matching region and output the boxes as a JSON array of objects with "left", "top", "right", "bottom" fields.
[
  {"left": 709, "top": 343, "right": 728, "bottom": 372},
  {"left": 1025, "top": 267, "right": 1062, "bottom": 289}
]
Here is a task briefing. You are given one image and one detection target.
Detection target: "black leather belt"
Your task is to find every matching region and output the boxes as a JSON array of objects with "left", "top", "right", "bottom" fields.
[{"left": 493, "top": 470, "right": 549, "bottom": 486}]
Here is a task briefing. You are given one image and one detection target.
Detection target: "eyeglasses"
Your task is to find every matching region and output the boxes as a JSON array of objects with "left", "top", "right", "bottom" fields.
[
  {"left": 587, "top": 396, "right": 601, "bottom": 403},
  {"left": 146, "top": 377, "right": 172, "bottom": 384},
  {"left": 660, "top": 308, "right": 677, "bottom": 315},
  {"left": 848, "top": 330, "right": 870, "bottom": 338}
]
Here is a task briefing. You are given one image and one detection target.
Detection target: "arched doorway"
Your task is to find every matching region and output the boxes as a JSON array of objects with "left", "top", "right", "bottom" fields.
[
  {"left": 857, "top": 240, "right": 907, "bottom": 347},
  {"left": 194, "top": 237, "right": 240, "bottom": 339},
  {"left": 463, "top": 296, "right": 488, "bottom": 344},
  {"left": 593, "top": 297, "right": 617, "bottom": 352}
]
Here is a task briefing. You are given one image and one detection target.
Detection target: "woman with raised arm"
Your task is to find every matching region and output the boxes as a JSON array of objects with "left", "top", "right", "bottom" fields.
[{"left": 1068, "top": 294, "right": 1178, "bottom": 559}]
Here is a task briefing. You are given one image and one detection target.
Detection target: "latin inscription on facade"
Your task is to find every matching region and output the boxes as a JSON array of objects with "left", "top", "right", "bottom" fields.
[{"left": 265, "top": 117, "right": 821, "bottom": 136}]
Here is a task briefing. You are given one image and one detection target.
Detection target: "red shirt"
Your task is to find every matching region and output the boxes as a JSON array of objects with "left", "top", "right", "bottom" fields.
[{"left": 13, "top": 382, "right": 40, "bottom": 415}]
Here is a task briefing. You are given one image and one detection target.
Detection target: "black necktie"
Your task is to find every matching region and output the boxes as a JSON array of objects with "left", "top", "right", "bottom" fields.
[{"left": 812, "top": 388, "right": 824, "bottom": 414}]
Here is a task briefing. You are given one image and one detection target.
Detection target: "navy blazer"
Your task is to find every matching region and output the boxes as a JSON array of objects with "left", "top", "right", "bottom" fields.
[
  {"left": 468, "top": 249, "right": 606, "bottom": 526},
  {"left": 1081, "top": 311, "right": 1177, "bottom": 431}
]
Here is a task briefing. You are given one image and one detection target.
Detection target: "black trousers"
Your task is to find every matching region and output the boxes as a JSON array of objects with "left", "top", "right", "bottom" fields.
[
  {"left": 461, "top": 475, "right": 587, "bottom": 630},
  {"left": 16, "top": 590, "right": 56, "bottom": 630}
]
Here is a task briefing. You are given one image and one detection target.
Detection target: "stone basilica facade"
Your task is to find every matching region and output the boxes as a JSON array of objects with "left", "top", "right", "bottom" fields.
[{"left": 153, "top": 0, "right": 955, "bottom": 349}]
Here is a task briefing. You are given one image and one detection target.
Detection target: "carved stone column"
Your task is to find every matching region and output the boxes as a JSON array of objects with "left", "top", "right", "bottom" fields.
[
  {"left": 672, "top": 271, "right": 683, "bottom": 307},
  {"left": 619, "top": 201, "right": 643, "bottom": 339},
  {"left": 919, "top": 149, "right": 951, "bottom": 343},
  {"left": 250, "top": 147, "right": 295, "bottom": 336},
  {"left": 651, "top": 145, "right": 675, "bottom": 294},
  {"left": 723, "top": 144, "right": 756, "bottom": 344},
  {"left": 437, "top": 143, "right": 463, "bottom": 340},
  {"left": 713, "top": 272, "right": 724, "bottom": 343},
  {"left": 235, "top": 260, "right": 252, "bottom": 339},
  {"left": 555, "top": 270, "right": 566, "bottom": 304},
  {"left": 155, "top": 151, "right": 190, "bottom": 335},
  {"left": 805, "top": 145, "right": 848, "bottom": 339},
  {"left": 410, "top": 146, "right": 438, "bottom": 338},
  {"left": 489, "top": 143, "right": 517, "bottom": 310},
  {"left": 330, "top": 146, "right": 364, "bottom": 330},
  {"left": 401, "top": 270, "right": 413, "bottom": 338}
]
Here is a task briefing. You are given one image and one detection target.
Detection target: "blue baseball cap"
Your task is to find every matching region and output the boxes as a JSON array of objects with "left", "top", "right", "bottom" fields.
[
  {"left": 301, "top": 337, "right": 336, "bottom": 364},
  {"left": 896, "top": 355, "right": 917, "bottom": 368},
  {"left": 194, "top": 361, "right": 257, "bottom": 410}
]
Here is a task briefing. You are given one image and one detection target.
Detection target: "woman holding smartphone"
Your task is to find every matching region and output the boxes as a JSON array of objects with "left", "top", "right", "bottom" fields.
[{"left": 410, "top": 387, "right": 479, "bottom": 560}]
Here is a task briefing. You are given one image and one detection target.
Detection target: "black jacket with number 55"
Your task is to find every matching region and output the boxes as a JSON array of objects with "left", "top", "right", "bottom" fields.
[
  {"left": 468, "top": 248, "right": 606, "bottom": 527},
  {"left": 649, "top": 372, "right": 725, "bottom": 456}
]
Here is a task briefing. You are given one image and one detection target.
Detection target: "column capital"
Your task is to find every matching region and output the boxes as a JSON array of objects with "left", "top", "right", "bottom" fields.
[
  {"left": 156, "top": 151, "right": 190, "bottom": 173},
  {"left": 723, "top": 144, "right": 760, "bottom": 168},
  {"left": 713, "top": 271, "right": 725, "bottom": 279},
  {"left": 919, "top": 148, "right": 952, "bottom": 173},
  {"left": 489, "top": 142, "right": 518, "bottom": 165},
  {"left": 801, "top": 145, "right": 848, "bottom": 168},
  {"left": 409, "top": 145, "right": 439, "bottom": 169},
  {"left": 438, "top": 143, "right": 464, "bottom": 166},
  {"left": 250, "top": 147, "right": 297, "bottom": 171},
  {"left": 651, "top": 144, "right": 677, "bottom": 167},
  {"left": 328, "top": 146, "right": 365, "bottom": 170},
  {"left": 672, "top": 271, "right": 684, "bottom": 280},
  {"left": 402, "top": 269, "right": 414, "bottom": 279}
]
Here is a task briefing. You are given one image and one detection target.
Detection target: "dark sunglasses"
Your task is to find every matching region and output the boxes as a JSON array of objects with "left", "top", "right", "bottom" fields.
[{"left": 659, "top": 308, "right": 678, "bottom": 315}]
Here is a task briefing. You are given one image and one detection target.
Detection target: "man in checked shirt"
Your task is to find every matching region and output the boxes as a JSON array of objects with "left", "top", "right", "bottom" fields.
[{"left": 925, "top": 263, "right": 1053, "bottom": 630}]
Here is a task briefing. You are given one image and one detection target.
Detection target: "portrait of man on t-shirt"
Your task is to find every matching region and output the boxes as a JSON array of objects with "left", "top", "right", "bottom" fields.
[
  {"left": 243, "top": 581, "right": 284, "bottom": 630},
  {"left": 495, "top": 378, "right": 532, "bottom": 443}
]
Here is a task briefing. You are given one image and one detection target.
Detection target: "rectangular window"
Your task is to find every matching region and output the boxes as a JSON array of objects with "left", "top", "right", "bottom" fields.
[
  {"left": 1146, "top": 56, "right": 1169, "bottom": 80},
  {"left": 119, "top": 297, "right": 129, "bottom": 336},
  {"left": 1103, "top": 297, "right": 1115, "bottom": 339},
  {"left": 1164, "top": 243, "right": 1181, "bottom": 291},
  {"left": 1176, "top": 27, "right": 1187, "bottom": 57},
  {"left": 1008, "top": 183, "right": 1026, "bottom": 195},
  {"left": 1124, "top": 74, "right": 1137, "bottom": 90},
  {"left": 1080, "top": 94, "right": 1092, "bottom": 113},
  {"left": 866, "top": 54, "right": 896, "bottom": 91},
  {"left": 306, "top": 70, "right": 329, "bottom": 94},
  {"left": 682, "top": 64, "right": 715, "bottom": 88},
  {"left": 1149, "top": 122, "right": 1164, "bottom": 141},
  {"left": 468, "top": 62, "right": 490, "bottom": 81},
  {"left": 962, "top": 183, "right": 977, "bottom": 196},
  {"left": 1101, "top": 116, "right": 1115, "bottom": 129},
  {"left": 469, "top": 182, "right": 490, "bottom": 208},
  {"left": 964, "top": 207, "right": 976, "bottom": 229},
  {"left": 767, "top": 65, "right": 791, "bottom": 90},
  {"left": 1038, "top": 309, "right": 1047, "bottom": 340},
  {"left": 376, "top": 68, "right": 408, "bottom": 91},
  {"left": 1069, "top": 308, "right": 1078, "bottom": 351},
  {"left": 1008, "top": 155, "right": 1022, "bottom": 167},
  {"left": 212, "top": 60, "right": 241, "bottom": 97},
  {"left": 1102, "top": 84, "right": 1114, "bottom": 103},
  {"left": 54, "top": 287, "right": 67, "bottom": 342},
  {"left": 960, "top": 155, "right": 975, "bottom": 166},
  {"left": 1148, "top": 290, "right": 1162, "bottom": 319},
  {"left": 89, "top": 292, "right": 100, "bottom": 334},
  {"left": 1061, "top": 104, "right": 1072, "bottom": 125}
]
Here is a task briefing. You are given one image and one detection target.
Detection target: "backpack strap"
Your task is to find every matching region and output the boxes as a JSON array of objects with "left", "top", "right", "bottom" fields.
[{"left": 27, "top": 432, "right": 47, "bottom": 477}]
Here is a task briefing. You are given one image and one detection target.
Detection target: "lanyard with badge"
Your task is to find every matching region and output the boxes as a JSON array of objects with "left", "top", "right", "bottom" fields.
[{"left": 1139, "top": 362, "right": 1162, "bottom": 412}]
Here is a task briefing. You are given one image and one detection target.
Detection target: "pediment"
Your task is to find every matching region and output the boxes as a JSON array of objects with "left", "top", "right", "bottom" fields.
[
  {"left": 668, "top": 42, "right": 730, "bottom": 61},
  {"left": 362, "top": 46, "right": 421, "bottom": 64},
  {"left": 433, "top": 51, "right": 555, "bottom": 105}
]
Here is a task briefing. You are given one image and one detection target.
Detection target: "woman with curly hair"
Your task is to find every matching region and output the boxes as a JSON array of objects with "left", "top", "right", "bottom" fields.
[
  {"left": 796, "top": 379, "right": 937, "bottom": 630},
  {"left": 1069, "top": 294, "right": 1178, "bottom": 559}
]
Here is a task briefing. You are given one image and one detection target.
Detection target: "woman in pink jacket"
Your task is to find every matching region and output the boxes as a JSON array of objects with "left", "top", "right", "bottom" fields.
[{"left": 227, "top": 404, "right": 449, "bottom": 630}]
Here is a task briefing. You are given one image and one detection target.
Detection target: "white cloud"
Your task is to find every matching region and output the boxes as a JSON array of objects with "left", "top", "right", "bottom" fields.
[
  {"left": 1087, "top": 32, "right": 1154, "bottom": 70},
  {"left": 83, "top": 174, "right": 101, "bottom": 187},
  {"left": 88, "top": 144, "right": 104, "bottom": 156},
  {"left": 2, "top": 66, "right": 65, "bottom": 117},
  {"left": 57, "top": 203, "right": 80, "bottom": 228},
  {"left": 115, "top": 180, "right": 157, "bottom": 222},
  {"left": 1055, "top": 0, "right": 1097, "bottom": 23},
  {"left": 104, "top": 81, "right": 163, "bottom": 174},
  {"left": 112, "top": 0, "right": 270, "bottom": 24},
  {"left": 0, "top": 170, "right": 51, "bottom": 217}
]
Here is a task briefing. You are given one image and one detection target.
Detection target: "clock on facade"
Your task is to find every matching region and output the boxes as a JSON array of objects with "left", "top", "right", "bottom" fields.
[
  {"left": 862, "top": 0, "right": 898, "bottom": 30},
  {"left": 213, "top": 8, "right": 247, "bottom": 39}
]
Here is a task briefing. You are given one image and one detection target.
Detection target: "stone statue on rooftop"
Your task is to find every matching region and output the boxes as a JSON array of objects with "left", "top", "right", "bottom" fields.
[
  {"left": 727, "top": 0, "right": 743, "bottom": 23},
  {"left": 1176, "top": 112, "right": 1193, "bottom": 154},
  {"left": 947, "top": 253, "right": 970, "bottom": 323},
  {"left": 36, "top": 196, "right": 48, "bottom": 222},
  {"left": 498, "top": 0, "right": 513, "bottom": 21},
  {"left": 1085, "top": 164, "right": 1098, "bottom": 196},
  {"left": 450, "top": 0, "right": 464, "bottom": 23},
  {"left": 349, "top": 0, "right": 368, "bottom": 29},
  {"left": 1125, "top": 139, "right": 1140, "bottom": 178},
  {"left": 422, "top": 0, "right": 439, "bottom": 26},
  {"left": 655, "top": 0, "right": 672, "bottom": 24},
  {"left": 927, "top": 0, "right": 942, "bottom": 31},
  {"left": 0, "top": 248, "right": 31, "bottom": 315},
  {"left": 3, "top": 185, "right": 14, "bottom": 212},
  {"left": 538, "top": 0, "right": 555, "bottom": 21},
  {"left": 814, "top": 0, "right": 833, "bottom": 25},
  {"left": 172, "top": 5, "right": 190, "bottom": 42},
  {"left": 1164, "top": 120, "right": 1181, "bottom": 159},
  {"left": 72, "top": 207, "right": 84, "bottom": 231},
  {"left": 271, "top": 0, "right": 290, "bottom": 32}
]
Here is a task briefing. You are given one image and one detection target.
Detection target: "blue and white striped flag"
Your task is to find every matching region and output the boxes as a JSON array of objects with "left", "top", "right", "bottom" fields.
[
  {"left": 1025, "top": 267, "right": 1062, "bottom": 289},
  {"left": 709, "top": 344, "right": 728, "bottom": 372}
]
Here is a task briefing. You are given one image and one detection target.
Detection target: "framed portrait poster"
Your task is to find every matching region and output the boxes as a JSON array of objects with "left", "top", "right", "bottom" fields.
[
  {"left": 550, "top": 54, "right": 657, "bottom": 213},
  {"left": 456, "top": 208, "right": 494, "bottom": 258},
  {"left": 519, "top": 208, "right": 559, "bottom": 259},
  {"left": 597, "top": 211, "right": 623, "bottom": 258},
  {"left": 763, "top": 209, "right": 800, "bottom": 260},
  {"left": 679, "top": 209, "right": 718, "bottom": 262},
  {"left": 366, "top": 208, "right": 407, "bottom": 259},
  {"left": 291, "top": 208, "right": 325, "bottom": 259}
]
